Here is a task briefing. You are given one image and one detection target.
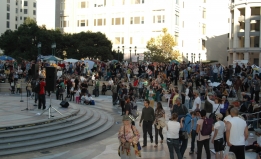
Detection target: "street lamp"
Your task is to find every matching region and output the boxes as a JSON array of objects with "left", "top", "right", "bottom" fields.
[
  {"left": 137, "top": 53, "right": 139, "bottom": 62},
  {"left": 37, "top": 42, "right": 41, "bottom": 61},
  {"left": 122, "top": 46, "right": 124, "bottom": 61},
  {"left": 129, "top": 47, "right": 132, "bottom": 62},
  {"left": 199, "top": 53, "right": 201, "bottom": 62},
  {"left": 51, "top": 42, "right": 56, "bottom": 56},
  {"left": 117, "top": 46, "right": 120, "bottom": 61},
  {"left": 191, "top": 53, "right": 193, "bottom": 63},
  {"left": 134, "top": 46, "right": 137, "bottom": 55},
  {"left": 186, "top": 53, "right": 188, "bottom": 61},
  {"left": 193, "top": 53, "right": 195, "bottom": 63}
]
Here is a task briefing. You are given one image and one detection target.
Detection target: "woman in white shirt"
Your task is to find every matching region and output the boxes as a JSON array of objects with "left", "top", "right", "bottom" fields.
[
  {"left": 166, "top": 113, "right": 183, "bottom": 159},
  {"left": 206, "top": 92, "right": 224, "bottom": 114},
  {"left": 184, "top": 85, "right": 190, "bottom": 110}
]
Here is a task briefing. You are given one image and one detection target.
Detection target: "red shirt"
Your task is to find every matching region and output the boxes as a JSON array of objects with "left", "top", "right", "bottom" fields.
[{"left": 39, "top": 81, "right": 46, "bottom": 95}]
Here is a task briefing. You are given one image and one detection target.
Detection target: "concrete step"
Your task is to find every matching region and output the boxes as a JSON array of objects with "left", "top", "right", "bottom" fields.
[{"left": 0, "top": 107, "right": 114, "bottom": 156}]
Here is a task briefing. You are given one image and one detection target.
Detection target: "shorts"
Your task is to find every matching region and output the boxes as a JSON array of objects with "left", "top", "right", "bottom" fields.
[{"left": 214, "top": 138, "right": 224, "bottom": 152}]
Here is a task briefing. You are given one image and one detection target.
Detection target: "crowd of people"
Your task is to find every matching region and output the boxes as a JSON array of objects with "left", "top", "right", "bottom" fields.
[{"left": 2, "top": 58, "right": 261, "bottom": 159}]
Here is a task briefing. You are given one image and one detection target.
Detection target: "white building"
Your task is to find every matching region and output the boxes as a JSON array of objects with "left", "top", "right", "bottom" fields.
[
  {"left": 37, "top": 0, "right": 230, "bottom": 65},
  {"left": 0, "top": 0, "right": 36, "bottom": 34},
  {"left": 228, "top": 0, "right": 261, "bottom": 66}
]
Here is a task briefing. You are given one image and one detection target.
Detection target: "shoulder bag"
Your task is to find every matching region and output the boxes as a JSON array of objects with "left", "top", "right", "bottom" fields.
[
  {"left": 209, "top": 104, "right": 220, "bottom": 123},
  {"left": 122, "top": 126, "right": 131, "bottom": 149},
  {"left": 179, "top": 118, "right": 191, "bottom": 140}
]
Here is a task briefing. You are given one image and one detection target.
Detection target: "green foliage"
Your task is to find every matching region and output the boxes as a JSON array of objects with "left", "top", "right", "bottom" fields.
[
  {"left": 0, "top": 19, "right": 113, "bottom": 61},
  {"left": 146, "top": 28, "right": 180, "bottom": 62}
]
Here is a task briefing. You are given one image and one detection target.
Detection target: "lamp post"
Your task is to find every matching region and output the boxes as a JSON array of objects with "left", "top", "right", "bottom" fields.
[
  {"left": 122, "top": 46, "right": 124, "bottom": 61},
  {"left": 134, "top": 46, "right": 137, "bottom": 55},
  {"left": 137, "top": 53, "right": 139, "bottom": 63},
  {"left": 186, "top": 53, "right": 188, "bottom": 61},
  {"left": 191, "top": 53, "right": 193, "bottom": 63},
  {"left": 129, "top": 47, "right": 132, "bottom": 62},
  {"left": 193, "top": 53, "right": 195, "bottom": 63},
  {"left": 117, "top": 46, "right": 120, "bottom": 61},
  {"left": 51, "top": 42, "right": 56, "bottom": 56},
  {"left": 37, "top": 42, "right": 41, "bottom": 61},
  {"left": 199, "top": 53, "right": 201, "bottom": 62}
]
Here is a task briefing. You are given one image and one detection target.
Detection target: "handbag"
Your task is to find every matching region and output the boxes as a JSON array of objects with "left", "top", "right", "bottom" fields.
[
  {"left": 123, "top": 126, "right": 131, "bottom": 149},
  {"left": 179, "top": 119, "right": 191, "bottom": 140},
  {"left": 209, "top": 104, "right": 220, "bottom": 123}
]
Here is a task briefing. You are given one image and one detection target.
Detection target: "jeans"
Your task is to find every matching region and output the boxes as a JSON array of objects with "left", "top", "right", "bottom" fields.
[
  {"left": 167, "top": 138, "right": 182, "bottom": 159},
  {"left": 190, "top": 130, "right": 197, "bottom": 152},
  {"left": 142, "top": 121, "right": 153, "bottom": 146},
  {"left": 180, "top": 138, "right": 188, "bottom": 157},
  {"left": 154, "top": 125, "right": 163, "bottom": 144},
  {"left": 26, "top": 90, "right": 31, "bottom": 97},
  {"left": 189, "top": 98, "right": 193, "bottom": 109},
  {"left": 184, "top": 99, "right": 189, "bottom": 110},
  {"left": 38, "top": 94, "right": 46, "bottom": 109},
  {"left": 197, "top": 138, "right": 210, "bottom": 159}
]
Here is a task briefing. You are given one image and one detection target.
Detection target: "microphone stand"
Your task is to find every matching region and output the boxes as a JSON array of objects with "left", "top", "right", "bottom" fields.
[{"left": 20, "top": 80, "right": 23, "bottom": 102}]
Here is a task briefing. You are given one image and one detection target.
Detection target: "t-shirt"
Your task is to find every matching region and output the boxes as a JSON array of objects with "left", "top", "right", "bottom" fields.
[
  {"left": 192, "top": 96, "right": 201, "bottom": 111},
  {"left": 229, "top": 117, "right": 247, "bottom": 145},
  {"left": 196, "top": 119, "right": 211, "bottom": 141},
  {"left": 166, "top": 121, "right": 180, "bottom": 139},
  {"left": 214, "top": 121, "right": 225, "bottom": 140},
  {"left": 39, "top": 81, "right": 46, "bottom": 95},
  {"left": 212, "top": 104, "right": 223, "bottom": 113},
  {"left": 224, "top": 115, "right": 232, "bottom": 122}
]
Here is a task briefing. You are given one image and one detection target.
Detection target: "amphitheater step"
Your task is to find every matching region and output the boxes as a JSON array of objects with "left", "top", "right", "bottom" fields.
[{"left": 0, "top": 107, "right": 114, "bottom": 156}]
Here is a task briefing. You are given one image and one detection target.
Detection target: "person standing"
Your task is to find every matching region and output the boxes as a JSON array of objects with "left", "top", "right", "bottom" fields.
[
  {"left": 196, "top": 110, "right": 211, "bottom": 159},
  {"left": 154, "top": 102, "right": 165, "bottom": 147},
  {"left": 171, "top": 97, "right": 188, "bottom": 116},
  {"left": 38, "top": 77, "right": 46, "bottom": 110},
  {"left": 190, "top": 111, "right": 200, "bottom": 154},
  {"left": 204, "top": 93, "right": 214, "bottom": 117},
  {"left": 234, "top": 76, "right": 242, "bottom": 101},
  {"left": 111, "top": 83, "right": 118, "bottom": 105},
  {"left": 139, "top": 99, "right": 155, "bottom": 147},
  {"left": 226, "top": 107, "right": 248, "bottom": 159},
  {"left": 253, "top": 74, "right": 260, "bottom": 103},
  {"left": 211, "top": 113, "right": 225, "bottom": 159},
  {"left": 192, "top": 91, "right": 201, "bottom": 111}
]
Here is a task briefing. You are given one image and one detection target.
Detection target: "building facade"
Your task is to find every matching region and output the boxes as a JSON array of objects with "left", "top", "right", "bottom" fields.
[
  {"left": 37, "top": 0, "right": 230, "bottom": 65},
  {"left": 228, "top": 0, "right": 261, "bottom": 66}
]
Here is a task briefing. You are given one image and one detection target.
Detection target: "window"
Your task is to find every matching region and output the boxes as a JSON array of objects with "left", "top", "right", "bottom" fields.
[
  {"left": 182, "top": 40, "right": 184, "bottom": 47},
  {"left": 115, "top": 18, "right": 121, "bottom": 25},
  {"left": 63, "top": 21, "right": 67, "bottom": 27},
  {"left": 16, "top": 0, "right": 18, "bottom": 5},
  {"left": 183, "top": 1, "right": 184, "bottom": 8},
  {"left": 24, "top": 17, "right": 27, "bottom": 21},
  {"left": 176, "top": 0, "right": 179, "bottom": 4},
  {"left": 20, "top": 16, "right": 22, "bottom": 20},
  {"left": 141, "top": 17, "right": 144, "bottom": 24},
  {"left": 94, "top": 19, "right": 96, "bottom": 26},
  {"left": 202, "top": 8, "right": 206, "bottom": 19},
  {"left": 131, "top": 0, "right": 140, "bottom": 4},
  {"left": 182, "top": 21, "right": 184, "bottom": 28},
  {"left": 112, "top": 18, "right": 114, "bottom": 25},
  {"left": 7, "top": 13, "right": 10, "bottom": 20},
  {"left": 7, "top": 0, "right": 10, "bottom": 3},
  {"left": 81, "top": 2, "right": 86, "bottom": 8},
  {"left": 7, "top": 4, "right": 10, "bottom": 11},
  {"left": 203, "top": 0, "right": 206, "bottom": 3},
  {"left": 130, "top": 17, "right": 133, "bottom": 24},
  {"left": 175, "top": 11, "right": 179, "bottom": 25},
  {"left": 104, "top": 0, "right": 107, "bottom": 6},
  {"left": 97, "top": 19, "right": 102, "bottom": 26},
  {"left": 16, "top": 8, "right": 18, "bottom": 13},
  {"left": 20, "top": 9, "right": 22, "bottom": 12},
  {"left": 202, "top": 40, "right": 206, "bottom": 50},
  {"left": 122, "top": 18, "right": 124, "bottom": 25},
  {"left": 121, "top": 37, "right": 124, "bottom": 44},
  {"left": 115, "top": 37, "right": 120, "bottom": 44},
  {"left": 157, "top": 15, "right": 161, "bottom": 23},
  {"left": 15, "top": 16, "right": 17, "bottom": 21},
  {"left": 15, "top": 24, "right": 18, "bottom": 29},
  {"left": 142, "top": 0, "right": 144, "bottom": 3},
  {"left": 162, "top": 15, "right": 165, "bottom": 23},
  {"left": 104, "top": 19, "right": 106, "bottom": 25},
  {"left": 175, "top": 32, "right": 179, "bottom": 45},
  {"left": 202, "top": 24, "right": 206, "bottom": 35},
  {"left": 130, "top": 37, "right": 133, "bottom": 44},
  {"left": 34, "top": 2, "right": 36, "bottom": 7},
  {"left": 134, "top": 17, "right": 140, "bottom": 24},
  {"left": 24, "top": 1, "right": 28, "bottom": 6},
  {"left": 24, "top": 9, "right": 28, "bottom": 14},
  {"left": 80, "top": 20, "right": 85, "bottom": 26},
  {"left": 33, "top": 10, "right": 36, "bottom": 15}
]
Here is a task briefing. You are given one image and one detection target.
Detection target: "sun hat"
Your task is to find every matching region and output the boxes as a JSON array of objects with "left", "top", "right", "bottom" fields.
[
  {"left": 215, "top": 113, "right": 223, "bottom": 119},
  {"left": 122, "top": 115, "right": 131, "bottom": 121}
]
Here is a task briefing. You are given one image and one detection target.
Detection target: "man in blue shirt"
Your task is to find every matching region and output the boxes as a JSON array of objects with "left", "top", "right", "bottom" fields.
[
  {"left": 180, "top": 112, "right": 192, "bottom": 157},
  {"left": 190, "top": 111, "right": 200, "bottom": 154}
]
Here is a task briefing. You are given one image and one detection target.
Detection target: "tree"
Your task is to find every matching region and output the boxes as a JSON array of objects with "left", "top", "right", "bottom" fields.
[{"left": 146, "top": 28, "right": 180, "bottom": 62}]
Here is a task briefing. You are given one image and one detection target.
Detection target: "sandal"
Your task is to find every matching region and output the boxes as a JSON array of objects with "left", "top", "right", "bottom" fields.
[{"left": 154, "top": 145, "right": 158, "bottom": 147}]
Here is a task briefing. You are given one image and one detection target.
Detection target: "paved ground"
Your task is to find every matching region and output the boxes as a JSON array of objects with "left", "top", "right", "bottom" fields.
[{"left": 0, "top": 94, "right": 258, "bottom": 159}]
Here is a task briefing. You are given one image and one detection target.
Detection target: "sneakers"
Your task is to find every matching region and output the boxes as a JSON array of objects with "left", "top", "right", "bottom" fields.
[{"left": 189, "top": 151, "right": 194, "bottom": 154}]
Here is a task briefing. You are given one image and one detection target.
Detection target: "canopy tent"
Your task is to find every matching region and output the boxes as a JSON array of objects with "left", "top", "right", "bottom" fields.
[
  {"left": 83, "top": 60, "right": 95, "bottom": 69},
  {"left": 201, "top": 60, "right": 218, "bottom": 64},
  {"left": 0, "top": 55, "right": 14, "bottom": 61},
  {"left": 110, "top": 59, "right": 119, "bottom": 64},
  {"left": 44, "top": 55, "right": 63, "bottom": 61},
  {"left": 170, "top": 59, "right": 179, "bottom": 64},
  {"left": 64, "top": 58, "right": 79, "bottom": 63}
]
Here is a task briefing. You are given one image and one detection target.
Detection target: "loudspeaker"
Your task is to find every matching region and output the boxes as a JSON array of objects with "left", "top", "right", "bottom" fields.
[
  {"left": 60, "top": 101, "right": 69, "bottom": 108},
  {"left": 31, "top": 64, "right": 39, "bottom": 79},
  {"left": 45, "top": 67, "right": 57, "bottom": 91}
]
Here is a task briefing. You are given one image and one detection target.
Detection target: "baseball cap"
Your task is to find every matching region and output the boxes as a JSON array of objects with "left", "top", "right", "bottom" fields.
[{"left": 216, "top": 113, "right": 223, "bottom": 119}]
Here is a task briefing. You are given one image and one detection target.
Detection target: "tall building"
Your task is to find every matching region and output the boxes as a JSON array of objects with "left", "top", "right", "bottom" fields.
[
  {"left": 0, "top": 0, "right": 36, "bottom": 54},
  {"left": 37, "top": 0, "right": 230, "bottom": 65},
  {"left": 228, "top": 0, "right": 261, "bottom": 66}
]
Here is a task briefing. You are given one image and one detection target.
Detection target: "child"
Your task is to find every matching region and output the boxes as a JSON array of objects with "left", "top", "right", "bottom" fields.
[
  {"left": 75, "top": 88, "right": 81, "bottom": 104},
  {"left": 16, "top": 82, "right": 21, "bottom": 94}
]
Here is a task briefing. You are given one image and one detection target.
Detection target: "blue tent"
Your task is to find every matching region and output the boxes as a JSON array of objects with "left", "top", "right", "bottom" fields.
[
  {"left": 44, "top": 55, "right": 62, "bottom": 61},
  {"left": 0, "top": 55, "right": 14, "bottom": 61}
]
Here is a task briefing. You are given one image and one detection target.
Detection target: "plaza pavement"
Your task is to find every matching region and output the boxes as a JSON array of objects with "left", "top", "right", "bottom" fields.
[{"left": 0, "top": 94, "right": 257, "bottom": 159}]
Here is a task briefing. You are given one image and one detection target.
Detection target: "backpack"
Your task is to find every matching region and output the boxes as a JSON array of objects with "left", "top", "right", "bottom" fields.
[
  {"left": 201, "top": 118, "right": 213, "bottom": 136},
  {"left": 34, "top": 82, "right": 40, "bottom": 93}
]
